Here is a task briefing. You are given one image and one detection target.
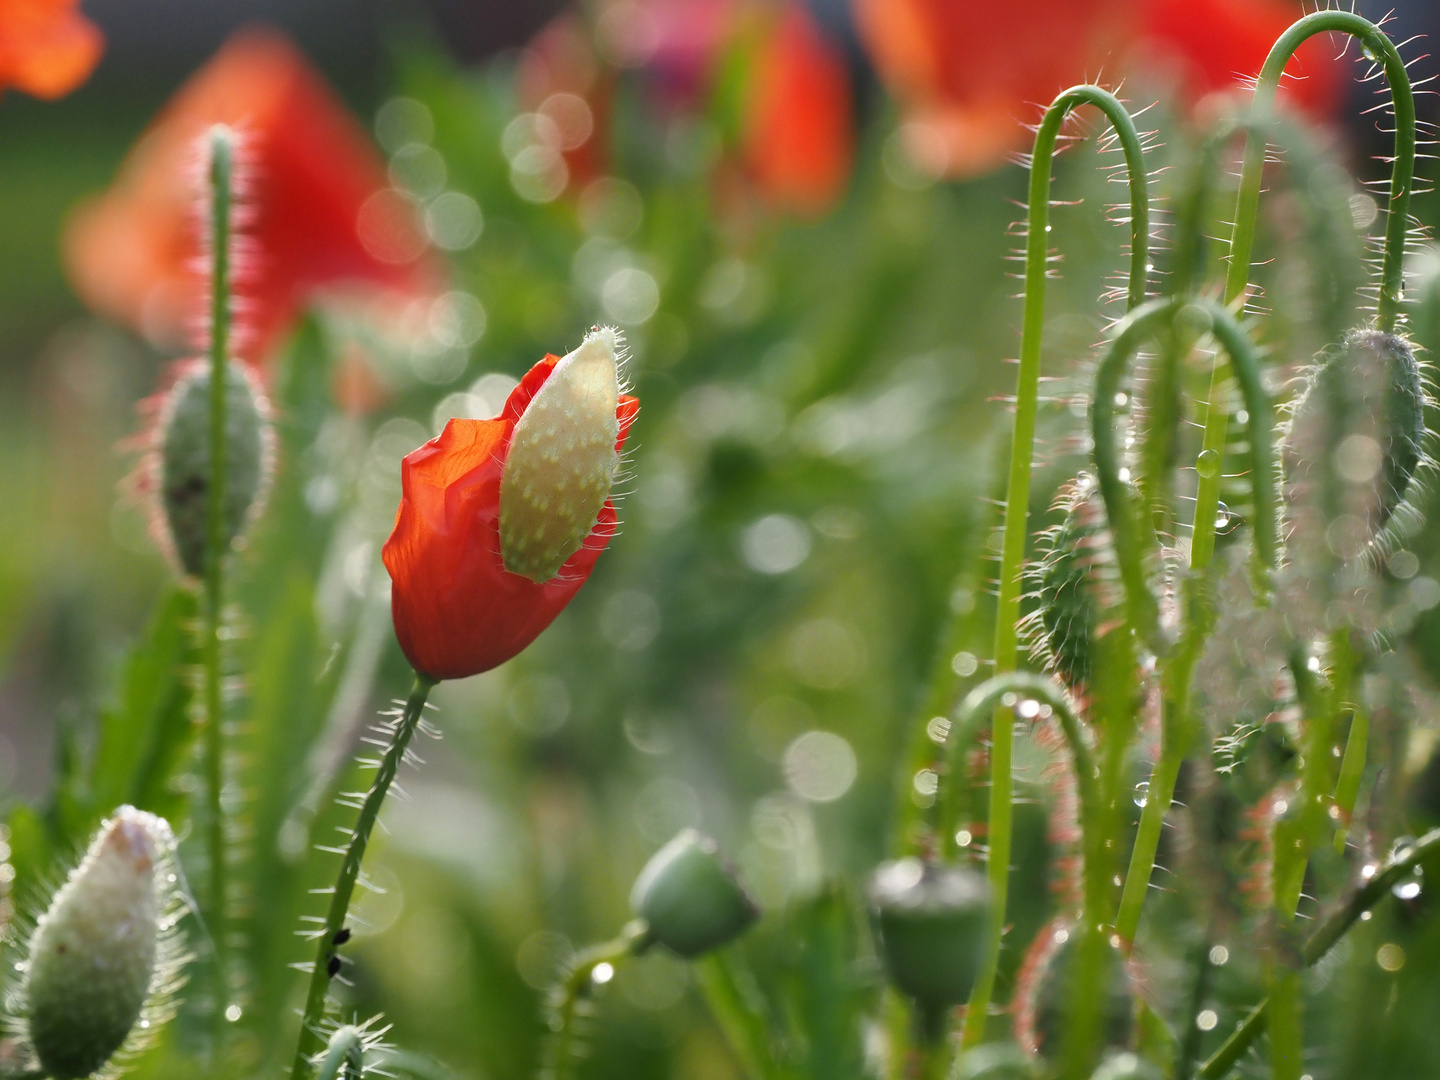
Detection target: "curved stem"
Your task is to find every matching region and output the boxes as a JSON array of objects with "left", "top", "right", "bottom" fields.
[
  {"left": 964, "top": 83, "right": 1151, "bottom": 1051},
  {"left": 1226, "top": 10, "right": 1414, "bottom": 329},
  {"left": 1110, "top": 298, "right": 1276, "bottom": 945},
  {"left": 1195, "top": 824, "right": 1440, "bottom": 1078},
  {"left": 289, "top": 673, "right": 436, "bottom": 1080},
  {"left": 202, "top": 126, "right": 235, "bottom": 1024},
  {"left": 541, "top": 922, "right": 650, "bottom": 1080}
]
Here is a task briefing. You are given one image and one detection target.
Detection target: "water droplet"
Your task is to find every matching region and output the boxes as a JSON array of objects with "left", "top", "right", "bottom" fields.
[
  {"left": 1133, "top": 781, "right": 1150, "bottom": 808},
  {"left": 1196, "top": 449, "right": 1221, "bottom": 479}
]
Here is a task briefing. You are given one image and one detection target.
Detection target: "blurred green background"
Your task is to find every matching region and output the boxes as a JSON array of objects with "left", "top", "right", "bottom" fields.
[{"left": 5, "top": 2, "right": 1440, "bottom": 1078}]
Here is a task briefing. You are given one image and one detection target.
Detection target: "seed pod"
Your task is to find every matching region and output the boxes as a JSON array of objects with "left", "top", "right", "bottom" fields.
[
  {"left": 868, "top": 858, "right": 989, "bottom": 1039},
  {"left": 1285, "top": 329, "right": 1426, "bottom": 546},
  {"left": 1015, "top": 923, "right": 1136, "bottom": 1065},
  {"left": 23, "top": 807, "right": 178, "bottom": 1080},
  {"left": 156, "top": 360, "right": 271, "bottom": 577},
  {"left": 1030, "top": 474, "right": 1122, "bottom": 692},
  {"left": 631, "top": 830, "right": 759, "bottom": 958}
]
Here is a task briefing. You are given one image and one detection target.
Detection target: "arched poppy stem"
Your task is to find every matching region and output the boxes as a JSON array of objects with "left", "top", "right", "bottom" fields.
[
  {"left": 289, "top": 672, "right": 436, "bottom": 1080},
  {"left": 964, "top": 83, "right": 1151, "bottom": 1052},
  {"left": 202, "top": 125, "right": 235, "bottom": 1032}
]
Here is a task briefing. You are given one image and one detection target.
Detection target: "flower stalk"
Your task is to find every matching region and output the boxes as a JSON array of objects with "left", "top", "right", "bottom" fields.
[
  {"left": 289, "top": 673, "right": 435, "bottom": 1079},
  {"left": 964, "top": 83, "right": 1151, "bottom": 1051}
]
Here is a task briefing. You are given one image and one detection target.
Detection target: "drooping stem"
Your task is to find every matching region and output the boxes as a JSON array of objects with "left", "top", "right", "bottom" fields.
[
  {"left": 289, "top": 673, "right": 436, "bottom": 1080},
  {"left": 541, "top": 921, "right": 650, "bottom": 1080},
  {"left": 1195, "top": 825, "right": 1440, "bottom": 1078},
  {"left": 963, "top": 83, "right": 1151, "bottom": 1050},
  {"left": 1226, "top": 11, "right": 1415, "bottom": 330},
  {"left": 202, "top": 125, "right": 235, "bottom": 1021},
  {"left": 1111, "top": 299, "right": 1276, "bottom": 945}
]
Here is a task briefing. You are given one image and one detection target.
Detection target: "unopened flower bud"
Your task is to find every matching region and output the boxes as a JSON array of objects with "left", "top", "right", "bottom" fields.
[
  {"left": 1015, "top": 924, "right": 1136, "bottom": 1065},
  {"left": 23, "top": 807, "right": 178, "bottom": 1080},
  {"left": 630, "top": 830, "right": 759, "bottom": 958},
  {"left": 1032, "top": 473, "right": 1122, "bottom": 692},
  {"left": 156, "top": 360, "right": 271, "bottom": 577},
  {"left": 1287, "top": 329, "right": 1425, "bottom": 542},
  {"left": 500, "top": 327, "right": 623, "bottom": 583},
  {"left": 868, "top": 858, "right": 989, "bottom": 1038}
]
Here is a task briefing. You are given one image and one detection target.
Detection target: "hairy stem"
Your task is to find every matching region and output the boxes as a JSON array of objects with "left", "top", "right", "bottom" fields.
[
  {"left": 203, "top": 125, "right": 235, "bottom": 1026},
  {"left": 964, "top": 83, "right": 1151, "bottom": 1051},
  {"left": 289, "top": 673, "right": 436, "bottom": 1080},
  {"left": 542, "top": 921, "right": 650, "bottom": 1080}
]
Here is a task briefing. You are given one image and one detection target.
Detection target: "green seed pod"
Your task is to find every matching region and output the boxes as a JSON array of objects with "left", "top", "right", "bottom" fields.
[
  {"left": 1030, "top": 474, "right": 1121, "bottom": 692},
  {"left": 1015, "top": 924, "right": 1135, "bottom": 1065},
  {"left": 869, "top": 858, "right": 989, "bottom": 1038},
  {"left": 1286, "top": 329, "right": 1426, "bottom": 545},
  {"left": 156, "top": 360, "right": 271, "bottom": 577},
  {"left": 1089, "top": 1052, "right": 1162, "bottom": 1080},
  {"left": 23, "top": 807, "right": 179, "bottom": 1080},
  {"left": 630, "top": 830, "right": 759, "bottom": 958}
]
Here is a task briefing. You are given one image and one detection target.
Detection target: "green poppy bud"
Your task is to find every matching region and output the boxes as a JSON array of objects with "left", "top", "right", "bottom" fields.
[
  {"left": 155, "top": 360, "right": 271, "bottom": 577},
  {"left": 1286, "top": 329, "right": 1426, "bottom": 546},
  {"left": 1016, "top": 924, "right": 1136, "bottom": 1066},
  {"left": 23, "top": 807, "right": 181, "bottom": 1080},
  {"left": 631, "top": 830, "right": 759, "bottom": 958},
  {"left": 868, "top": 858, "right": 989, "bottom": 1040},
  {"left": 1031, "top": 473, "right": 1121, "bottom": 691}
]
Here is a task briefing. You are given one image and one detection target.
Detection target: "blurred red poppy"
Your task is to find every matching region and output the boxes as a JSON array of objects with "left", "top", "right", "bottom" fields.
[
  {"left": 853, "top": 0, "right": 1132, "bottom": 178},
  {"left": 383, "top": 330, "right": 639, "bottom": 682},
  {"left": 853, "top": 0, "right": 1346, "bottom": 180},
  {"left": 1139, "top": 0, "right": 1346, "bottom": 120},
  {"left": 741, "top": 3, "right": 854, "bottom": 216},
  {"left": 0, "top": 0, "right": 102, "bottom": 99},
  {"left": 63, "top": 27, "right": 440, "bottom": 370}
]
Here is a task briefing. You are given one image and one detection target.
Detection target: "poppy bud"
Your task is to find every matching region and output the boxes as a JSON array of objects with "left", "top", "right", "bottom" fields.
[
  {"left": 22, "top": 807, "right": 180, "bottom": 1080},
  {"left": 867, "top": 858, "right": 989, "bottom": 1039},
  {"left": 499, "top": 327, "right": 622, "bottom": 583},
  {"left": 1030, "top": 473, "right": 1122, "bottom": 692},
  {"left": 630, "top": 830, "right": 759, "bottom": 958},
  {"left": 154, "top": 360, "right": 272, "bottom": 577},
  {"left": 383, "top": 328, "right": 638, "bottom": 681},
  {"left": 1015, "top": 923, "right": 1136, "bottom": 1065},
  {"left": 1286, "top": 329, "right": 1426, "bottom": 546}
]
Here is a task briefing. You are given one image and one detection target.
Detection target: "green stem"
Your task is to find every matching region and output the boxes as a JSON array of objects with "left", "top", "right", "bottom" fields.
[
  {"left": 1196, "top": 825, "right": 1440, "bottom": 1078},
  {"left": 315, "top": 1027, "right": 364, "bottom": 1080},
  {"left": 694, "top": 949, "right": 786, "bottom": 1080},
  {"left": 1331, "top": 633, "right": 1367, "bottom": 854},
  {"left": 289, "top": 673, "right": 436, "bottom": 1080},
  {"left": 541, "top": 922, "right": 650, "bottom": 1080},
  {"left": 963, "top": 83, "right": 1151, "bottom": 1051},
  {"left": 1110, "top": 298, "right": 1276, "bottom": 945},
  {"left": 1226, "top": 10, "right": 1414, "bottom": 329},
  {"left": 203, "top": 126, "right": 235, "bottom": 1025}
]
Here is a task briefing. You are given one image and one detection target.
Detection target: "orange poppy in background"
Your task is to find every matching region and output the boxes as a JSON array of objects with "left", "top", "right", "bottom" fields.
[
  {"left": 1139, "top": 0, "right": 1347, "bottom": 120},
  {"left": 853, "top": 0, "right": 1347, "bottom": 180},
  {"left": 0, "top": 0, "right": 102, "bottom": 99},
  {"left": 741, "top": 3, "right": 854, "bottom": 216},
  {"left": 64, "top": 27, "right": 441, "bottom": 370}
]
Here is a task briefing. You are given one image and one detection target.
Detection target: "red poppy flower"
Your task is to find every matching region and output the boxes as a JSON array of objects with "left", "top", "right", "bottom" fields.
[
  {"left": 741, "top": 3, "right": 854, "bottom": 216},
  {"left": 63, "top": 27, "right": 440, "bottom": 370},
  {"left": 382, "top": 328, "right": 639, "bottom": 682},
  {"left": 0, "top": 0, "right": 102, "bottom": 100},
  {"left": 852, "top": 0, "right": 1133, "bottom": 178},
  {"left": 1139, "top": 0, "right": 1346, "bottom": 121}
]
